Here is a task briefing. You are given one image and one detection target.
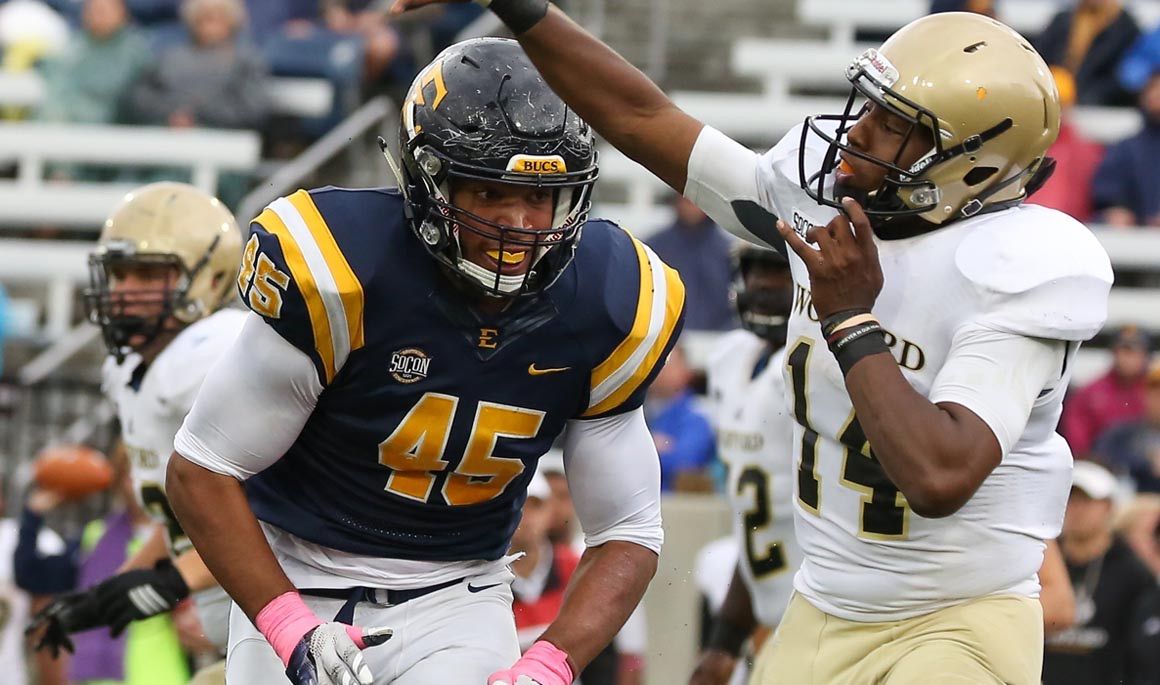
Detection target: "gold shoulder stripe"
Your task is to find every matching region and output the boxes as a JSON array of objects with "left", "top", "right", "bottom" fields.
[
  {"left": 582, "top": 236, "right": 686, "bottom": 417},
  {"left": 286, "top": 190, "right": 365, "bottom": 352},
  {"left": 587, "top": 237, "right": 655, "bottom": 392},
  {"left": 254, "top": 208, "right": 337, "bottom": 382}
]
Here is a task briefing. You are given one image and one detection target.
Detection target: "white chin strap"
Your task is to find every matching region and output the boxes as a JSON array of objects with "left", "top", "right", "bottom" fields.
[{"left": 456, "top": 256, "right": 529, "bottom": 295}]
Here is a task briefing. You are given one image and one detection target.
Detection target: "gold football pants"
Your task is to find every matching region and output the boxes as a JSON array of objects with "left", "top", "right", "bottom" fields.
[{"left": 751, "top": 593, "right": 1043, "bottom": 685}]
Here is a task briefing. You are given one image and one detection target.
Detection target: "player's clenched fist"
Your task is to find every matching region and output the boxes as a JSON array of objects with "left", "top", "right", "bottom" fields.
[
  {"left": 256, "top": 591, "right": 392, "bottom": 685},
  {"left": 776, "top": 196, "right": 884, "bottom": 320},
  {"left": 488, "top": 641, "right": 573, "bottom": 685}
]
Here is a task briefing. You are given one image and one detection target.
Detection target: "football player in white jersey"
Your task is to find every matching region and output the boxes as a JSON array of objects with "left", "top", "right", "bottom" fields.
[
  {"left": 390, "top": 3, "right": 1114, "bottom": 683},
  {"left": 691, "top": 244, "right": 799, "bottom": 685},
  {"left": 28, "top": 182, "right": 244, "bottom": 680}
]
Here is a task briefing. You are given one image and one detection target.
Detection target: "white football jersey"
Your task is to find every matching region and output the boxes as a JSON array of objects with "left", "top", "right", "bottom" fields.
[
  {"left": 686, "top": 123, "right": 1113, "bottom": 622},
  {"left": 708, "top": 329, "right": 800, "bottom": 627},
  {"left": 101, "top": 307, "right": 245, "bottom": 648}
]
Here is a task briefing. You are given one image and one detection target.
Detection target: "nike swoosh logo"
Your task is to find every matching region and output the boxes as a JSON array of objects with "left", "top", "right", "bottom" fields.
[
  {"left": 528, "top": 363, "right": 570, "bottom": 376},
  {"left": 467, "top": 583, "right": 502, "bottom": 593}
]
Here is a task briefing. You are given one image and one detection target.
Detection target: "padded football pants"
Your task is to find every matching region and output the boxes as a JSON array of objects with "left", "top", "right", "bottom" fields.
[
  {"left": 750, "top": 593, "right": 1043, "bottom": 685},
  {"left": 225, "top": 566, "right": 520, "bottom": 684}
]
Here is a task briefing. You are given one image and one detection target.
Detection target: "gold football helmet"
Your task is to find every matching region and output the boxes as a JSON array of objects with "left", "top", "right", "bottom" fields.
[
  {"left": 802, "top": 12, "right": 1061, "bottom": 226},
  {"left": 85, "top": 182, "right": 242, "bottom": 359}
]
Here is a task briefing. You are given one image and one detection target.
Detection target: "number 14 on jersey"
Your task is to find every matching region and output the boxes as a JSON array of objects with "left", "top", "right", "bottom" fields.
[{"left": 787, "top": 339, "right": 910, "bottom": 540}]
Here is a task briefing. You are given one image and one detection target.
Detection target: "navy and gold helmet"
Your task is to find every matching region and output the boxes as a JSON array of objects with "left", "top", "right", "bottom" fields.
[
  {"left": 397, "top": 38, "right": 598, "bottom": 298},
  {"left": 733, "top": 243, "right": 792, "bottom": 346}
]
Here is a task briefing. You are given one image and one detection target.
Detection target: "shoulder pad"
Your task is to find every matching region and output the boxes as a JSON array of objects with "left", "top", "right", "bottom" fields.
[
  {"left": 152, "top": 309, "right": 247, "bottom": 408},
  {"left": 576, "top": 221, "right": 686, "bottom": 418},
  {"left": 240, "top": 189, "right": 370, "bottom": 384},
  {"left": 955, "top": 205, "right": 1113, "bottom": 340}
]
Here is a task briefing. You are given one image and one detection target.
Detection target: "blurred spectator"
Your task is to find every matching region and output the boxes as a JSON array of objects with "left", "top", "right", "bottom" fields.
[
  {"left": 36, "top": 0, "right": 150, "bottom": 125},
  {"left": 646, "top": 196, "right": 736, "bottom": 332},
  {"left": 0, "top": 0, "right": 70, "bottom": 65},
  {"left": 1092, "top": 71, "right": 1160, "bottom": 227},
  {"left": 1061, "top": 325, "right": 1151, "bottom": 457},
  {"left": 1042, "top": 539, "right": 1078, "bottom": 637},
  {"left": 1118, "top": 19, "right": 1160, "bottom": 95},
  {"left": 1029, "top": 67, "right": 1105, "bottom": 222},
  {"left": 1129, "top": 589, "right": 1160, "bottom": 685},
  {"left": 319, "top": 0, "right": 399, "bottom": 86},
  {"left": 0, "top": 282, "right": 7, "bottom": 376},
  {"left": 19, "top": 451, "right": 190, "bottom": 685},
  {"left": 928, "top": 0, "right": 994, "bottom": 17},
  {"left": 1044, "top": 462, "right": 1157, "bottom": 685},
  {"left": 126, "top": 0, "right": 268, "bottom": 130},
  {"left": 1094, "top": 361, "right": 1160, "bottom": 493},
  {"left": 1116, "top": 493, "right": 1160, "bottom": 576},
  {"left": 0, "top": 481, "right": 66, "bottom": 685},
  {"left": 645, "top": 344, "right": 716, "bottom": 492},
  {"left": 1034, "top": 0, "right": 1139, "bottom": 107},
  {"left": 510, "top": 471, "right": 620, "bottom": 684}
]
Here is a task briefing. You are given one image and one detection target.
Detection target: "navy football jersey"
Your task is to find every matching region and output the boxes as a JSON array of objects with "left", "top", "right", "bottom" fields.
[{"left": 234, "top": 187, "right": 685, "bottom": 561}]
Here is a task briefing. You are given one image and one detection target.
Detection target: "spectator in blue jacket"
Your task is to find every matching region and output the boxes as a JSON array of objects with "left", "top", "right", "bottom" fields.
[
  {"left": 645, "top": 343, "right": 717, "bottom": 492},
  {"left": 1091, "top": 70, "right": 1160, "bottom": 228},
  {"left": 647, "top": 196, "right": 737, "bottom": 332},
  {"left": 1034, "top": 0, "right": 1139, "bottom": 106}
]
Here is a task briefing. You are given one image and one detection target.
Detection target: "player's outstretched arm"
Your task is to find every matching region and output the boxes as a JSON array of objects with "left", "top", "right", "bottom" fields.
[
  {"left": 166, "top": 314, "right": 391, "bottom": 685},
  {"left": 690, "top": 565, "right": 757, "bottom": 685},
  {"left": 489, "top": 410, "right": 665, "bottom": 685},
  {"left": 392, "top": 0, "right": 703, "bottom": 193},
  {"left": 165, "top": 458, "right": 292, "bottom": 619}
]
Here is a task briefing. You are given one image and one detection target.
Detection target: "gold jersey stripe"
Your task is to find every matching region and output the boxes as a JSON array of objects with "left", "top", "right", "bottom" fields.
[
  {"left": 584, "top": 259, "right": 685, "bottom": 417},
  {"left": 287, "top": 190, "right": 365, "bottom": 352},
  {"left": 587, "top": 237, "right": 655, "bottom": 391},
  {"left": 254, "top": 207, "right": 338, "bottom": 382}
]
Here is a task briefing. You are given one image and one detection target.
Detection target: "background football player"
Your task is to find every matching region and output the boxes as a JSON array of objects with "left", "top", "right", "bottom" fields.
[
  {"left": 389, "top": 3, "right": 1113, "bottom": 684},
  {"left": 165, "top": 38, "right": 684, "bottom": 685},
  {"left": 27, "top": 182, "right": 244, "bottom": 684},
  {"left": 690, "top": 244, "right": 798, "bottom": 685}
]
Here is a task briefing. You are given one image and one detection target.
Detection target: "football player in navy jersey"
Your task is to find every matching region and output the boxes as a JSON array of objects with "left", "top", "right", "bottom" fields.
[{"left": 166, "top": 38, "right": 684, "bottom": 685}]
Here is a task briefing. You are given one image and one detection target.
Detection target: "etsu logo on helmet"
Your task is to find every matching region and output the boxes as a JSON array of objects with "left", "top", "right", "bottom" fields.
[
  {"left": 389, "top": 348, "right": 431, "bottom": 384},
  {"left": 507, "top": 155, "right": 568, "bottom": 175}
]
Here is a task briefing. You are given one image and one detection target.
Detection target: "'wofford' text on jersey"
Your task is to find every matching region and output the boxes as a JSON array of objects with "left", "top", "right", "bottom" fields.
[{"left": 793, "top": 284, "right": 926, "bottom": 371}]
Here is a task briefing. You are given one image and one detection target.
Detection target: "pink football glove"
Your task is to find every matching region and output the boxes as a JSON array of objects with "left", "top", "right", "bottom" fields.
[{"left": 488, "top": 640, "right": 573, "bottom": 685}]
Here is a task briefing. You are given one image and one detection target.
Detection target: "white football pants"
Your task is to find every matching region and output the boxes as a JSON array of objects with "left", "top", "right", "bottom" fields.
[{"left": 226, "top": 566, "right": 520, "bottom": 684}]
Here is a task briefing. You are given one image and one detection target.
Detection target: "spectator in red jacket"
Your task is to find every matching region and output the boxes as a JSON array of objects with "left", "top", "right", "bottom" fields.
[
  {"left": 1029, "top": 67, "right": 1105, "bottom": 222},
  {"left": 1062, "top": 326, "right": 1153, "bottom": 457}
]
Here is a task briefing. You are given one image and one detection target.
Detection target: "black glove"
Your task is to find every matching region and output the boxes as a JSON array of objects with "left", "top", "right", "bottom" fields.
[
  {"left": 26, "top": 591, "right": 106, "bottom": 657},
  {"left": 93, "top": 559, "right": 190, "bottom": 636}
]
